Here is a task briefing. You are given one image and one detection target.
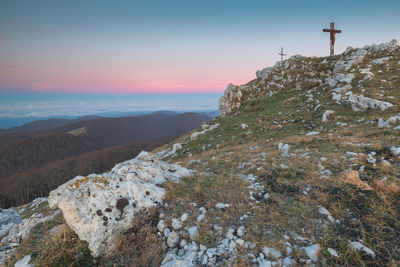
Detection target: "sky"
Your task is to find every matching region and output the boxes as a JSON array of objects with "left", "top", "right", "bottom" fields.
[{"left": 0, "top": 0, "right": 399, "bottom": 95}]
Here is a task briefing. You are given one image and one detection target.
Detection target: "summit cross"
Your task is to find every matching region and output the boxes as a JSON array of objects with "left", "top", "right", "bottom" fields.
[
  {"left": 278, "top": 47, "right": 287, "bottom": 62},
  {"left": 323, "top": 22, "right": 342, "bottom": 56}
]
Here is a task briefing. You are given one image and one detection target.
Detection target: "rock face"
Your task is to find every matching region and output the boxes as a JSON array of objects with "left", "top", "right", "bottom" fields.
[
  {"left": 218, "top": 83, "right": 243, "bottom": 117},
  {"left": 48, "top": 151, "right": 190, "bottom": 257}
]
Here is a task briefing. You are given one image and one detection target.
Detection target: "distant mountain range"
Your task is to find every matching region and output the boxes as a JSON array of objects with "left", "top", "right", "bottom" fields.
[{"left": 0, "top": 111, "right": 212, "bottom": 207}]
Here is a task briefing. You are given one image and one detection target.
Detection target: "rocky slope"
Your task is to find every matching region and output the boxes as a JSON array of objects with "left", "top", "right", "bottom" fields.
[{"left": 1, "top": 39, "right": 399, "bottom": 266}]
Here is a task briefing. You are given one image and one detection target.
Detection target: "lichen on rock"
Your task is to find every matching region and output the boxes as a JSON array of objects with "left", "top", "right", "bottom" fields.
[{"left": 48, "top": 151, "right": 190, "bottom": 257}]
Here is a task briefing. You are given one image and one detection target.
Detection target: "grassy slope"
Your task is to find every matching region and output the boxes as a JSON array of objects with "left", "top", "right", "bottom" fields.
[
  {"left": 157, "top": 46, "right": 400, "bottom": 266},
  {"left": 9, "top": 44, "right": 400, "bottom": 266}
]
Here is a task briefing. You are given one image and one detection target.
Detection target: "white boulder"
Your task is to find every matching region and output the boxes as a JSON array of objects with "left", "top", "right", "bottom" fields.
[
  {"left": 348, "top": 94, "right": 393, "bottom": 111},
  {"left": 48, "top": 151, "right": 190, "bottom": 257}
]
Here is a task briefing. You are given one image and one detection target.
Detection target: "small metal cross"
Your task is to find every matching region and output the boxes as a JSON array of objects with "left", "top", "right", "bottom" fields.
[{"left": 278, "top": 47, "right": 287, "bottom": 62}]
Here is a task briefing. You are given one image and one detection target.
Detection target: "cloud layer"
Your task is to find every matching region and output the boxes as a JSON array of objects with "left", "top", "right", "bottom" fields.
[{"left": 0, "top": 93, "right": 221, "bottom": 119}]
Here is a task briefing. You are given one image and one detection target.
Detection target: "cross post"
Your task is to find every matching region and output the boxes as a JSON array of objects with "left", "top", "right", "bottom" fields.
[
  {"left": 278, "top": 47, "right": 287, "bottom": 62},
  {"left": 323, "top": 22, "right": 342, "bottom": 56}
]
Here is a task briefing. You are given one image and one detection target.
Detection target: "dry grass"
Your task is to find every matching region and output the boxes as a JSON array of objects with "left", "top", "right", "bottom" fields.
[{"left": 108, "top": 207, "right": 164, "bottom": 267}]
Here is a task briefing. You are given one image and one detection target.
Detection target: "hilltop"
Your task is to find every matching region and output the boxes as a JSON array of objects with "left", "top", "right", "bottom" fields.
[{"left": 1, "top": 40, "right": 399, "bottom": 266}]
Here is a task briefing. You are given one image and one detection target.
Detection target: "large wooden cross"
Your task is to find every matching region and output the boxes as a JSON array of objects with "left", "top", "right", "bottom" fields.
[
  {"left": 278, "top": 47, "right": 287, "bottom": 62},
  {"left": 323, "top": 22, "right": 341, "bottom": 56}
]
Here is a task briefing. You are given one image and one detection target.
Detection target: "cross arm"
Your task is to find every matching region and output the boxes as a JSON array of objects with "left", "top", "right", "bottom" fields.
[{"left": 323, "top": 29, "right": 330, "bottom": 32}]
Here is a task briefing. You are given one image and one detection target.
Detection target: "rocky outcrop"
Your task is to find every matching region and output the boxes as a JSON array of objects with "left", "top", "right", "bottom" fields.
[
  {"left": 218, "top": 39, "right": 398, "bottom": 117},
  {"left": 48, "top": 151, "right": 190, "bottom": 257},
  {"left": 0, "top": 198, "right": 59, "bottom": 265},
  {"left": 348, "top": 94, "right": 393, "bottom": 111},
  {"left": 218, "top": 84, "right": 243, "bottom": 117},
  {"left": 190, "top": 123, "right": 220, "bottom": 140}
]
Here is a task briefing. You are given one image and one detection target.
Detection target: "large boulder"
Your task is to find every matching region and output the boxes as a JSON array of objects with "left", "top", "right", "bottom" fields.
[
  {"left": 48, "top": 151, "right": 190, "bottom": 257},
  {"left": 218, "top": 83, "right": 243, "bottom": 117}
]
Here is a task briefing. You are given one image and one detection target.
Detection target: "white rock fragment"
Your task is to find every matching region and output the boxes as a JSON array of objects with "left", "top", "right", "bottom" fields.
[
  {"left": 48, "top": 151, "right": 190, "bottom": 257},
  {"left": 322, "top": 110, "right": 335, "bottom": 122},
  {"left": 172, "top": 218, "right": 183, "bottom": 230},
  {"left": 377, "top": 118, "right": 390, "bottom": 128},
  {"left": 334, "top": 73, "right": 355, "bottom": 84},
  {"left": 14, "top": 255, "right": 34, "bottom": 267},
  {"left": 167, "top": 231, "right": 180, "bottom": 248},
  {"left": 301, "top": 244, "right": 320, "bottom": 263},
  {"left": 306, "top": 131, "right": 319, "bottom": 136},
  {"left": 241, "top": 123, "right": 248, "bottom": 130},
  {"left": 237, "top": 226, "right": 245, "bottom": 237},
  {"left": 262, "top": 246, "right": 282, "bottom": 259},
  {"left": 215, "top": 203, "right": 229, "bottom": 210},
  {"left": 278, "top": 143, "right": 290, "bottom": 156},
  {"left": 161, "top": 249, "right": 196, "bottom": 267},
  {"left": 157, "top": 220, "right": 166, "bottom": 233},
  {"left": 197, "top": 214, "right": 205, "bottom": 222},
  {"left": 259, "top": 260, "right": 272, "bottom": 267},
  {"left": 190, "top": 123, "right": 220, "bottom": 140},
  {"left": 327, "top": 248, "right": 339, "bottom": 258},
  {"left": 372, "top": 57, "right": 390, "bottom": 65},
  {"left": 390, "top": 146, "right": 400, "bottom": 156},
  {"left": 187, "top": 226, "right": 199, "bottom": 241},
  {"left": 180, "top": 213, "right": 189, "bottom": 222},
  {"left": 349, "top": 241, "right": 376, "bottom": 258}
]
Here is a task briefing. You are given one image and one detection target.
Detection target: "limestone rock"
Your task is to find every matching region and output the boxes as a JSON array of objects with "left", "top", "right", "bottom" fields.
[
  {"left": 322, "top": 110, "right": 335, "bottom": 122},
  {"left": 190, "top": 123, "right": 220, "bottom": 140},
  {"left": 262, "top": 246, "right": 282, "bottom": 259},
  {"left": 0, "top": 208, "right": 21, "bottom": 240},
  {"left": 301, "top": 244, "right": 320, "bottom": 263},
  {"left": 218, "top": 83, "right": 243, "bottom": 117},
  {"left": 167, "top": 231, "right": 180, "bottom": 248},
  {"left": 172, "top": 218, "right": 183, "bottom": 230},
  {"left": 390, "top": 146, "right": 400, "bottom": 156},
  {"left": 327, "top": 248, "right": 338, "bottom": 258},
  {"left": 256, "top": 67, "right": 273, "bottom": 80},
  {"left": 259, "top": 260, "right": 272, "bottom": 267},
  {"left": 14, "top": 254, "right": 35, "bottom": 267},
  {"left": 187, "top": 226, "right": 199, "bottom": 241},
  {"left": 161, "top": 249, "right": 196, "bottom": 267},
  {"left": 157, "top": 219, "right": 166, "bottom": 233},
  {"left": 349, "top": 241, "right": 376, "bottom": 258},
  {"left": 278, "top": 143, "right": 290, "bottom": 156},
  {"left": 348, "top": 94, "right": 393, "bottom": 111},
  {"left": 48, "top": 151, "right": 190, "bottom": 257}
]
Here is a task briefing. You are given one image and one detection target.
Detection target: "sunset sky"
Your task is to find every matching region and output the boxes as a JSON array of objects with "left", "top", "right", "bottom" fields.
[{"left": 0, "top": 0, "right": 399, "bottom": 94}]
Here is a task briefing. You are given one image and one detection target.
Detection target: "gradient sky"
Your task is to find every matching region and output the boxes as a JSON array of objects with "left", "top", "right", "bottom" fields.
[{"left": 0, "top": 0, "right": 399, "bottom": 94}]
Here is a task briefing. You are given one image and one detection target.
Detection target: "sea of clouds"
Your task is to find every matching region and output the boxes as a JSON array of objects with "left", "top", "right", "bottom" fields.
[{"left": 0, "top": 93, "right": 221, "bottom": 128}]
